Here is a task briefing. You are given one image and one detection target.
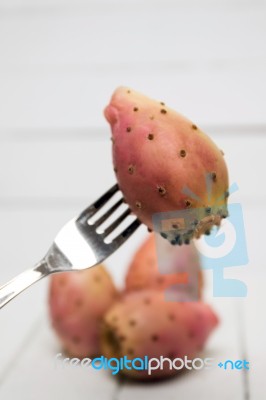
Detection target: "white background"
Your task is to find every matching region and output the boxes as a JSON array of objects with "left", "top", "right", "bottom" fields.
[{"left": 0, "top": 0, "right": 265, "bottom": 398}]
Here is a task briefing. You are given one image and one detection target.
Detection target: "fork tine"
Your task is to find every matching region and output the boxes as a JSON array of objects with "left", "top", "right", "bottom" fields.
[
  {"left": 78, "top": 183, "right": 119, "bottom": 221},
  {"left": 102, "top": 208, "right": 131, "bottom": 237},
  {"left": 113, "top": 218, "right": 141, "bottom": 245},
  {"left": 94, "top": 198, "right": 124, "bottom": 227}
]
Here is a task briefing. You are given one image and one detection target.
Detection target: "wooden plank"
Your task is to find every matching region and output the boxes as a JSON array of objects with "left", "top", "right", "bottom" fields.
[
  {"left": 0, "top": 318, "right": 118, "bottom": 400},
  {"left": 238, "top": 206, "right": 266, "bottom": 399},
  {"left": 0, "top": 0, "right": 263, "bottom": 8},
  {"left": 0, "top": 3, "right": 265, "bottom": 128},
  {"left": 0, "top": 206, "right": 250, "bottom": 399},
  {"left": 0, "top": 208, "right": 69, "bottom": 378},
  {"left": 0, "top": 140, "right": 114, "bottom": 201},
  {"left": 0, "top": 134, "right": 265, "bottom": 201},
  {"left": 1, "top": 5, "right": 265, "bottom": 67},
  {"left": 0, "top": 176, "right": 263, "bottom": 399},
  {"left": 0, "top": 69, "right": 265, "bottom": 129}
]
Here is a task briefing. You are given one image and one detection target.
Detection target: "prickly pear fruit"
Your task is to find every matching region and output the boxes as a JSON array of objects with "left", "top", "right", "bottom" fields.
[
  {"left": 101, "top": 290, "right": 218, "bottom": 380},
  {"left": 49, "top": 265, "right": 118, "bottom": 358},
  {"left": 126, "top": 233, "right": 203, "bottom": 300},
  {"left": 104, "top": 87, "right": 229, "bottom": 244}
]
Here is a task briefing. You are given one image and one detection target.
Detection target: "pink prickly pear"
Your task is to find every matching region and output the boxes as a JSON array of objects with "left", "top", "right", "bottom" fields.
[
  {"left": 125, "top": 233, "right": 203, "bottom": 300},
  {"left": 49, "top": 265, "right": 118, "bottom": 358},
  {"left": 104, "top": 87, "right": 229, "bottom": 244},
  {"left": 101, "top": 290, "right": 218, "bottom": 380}
]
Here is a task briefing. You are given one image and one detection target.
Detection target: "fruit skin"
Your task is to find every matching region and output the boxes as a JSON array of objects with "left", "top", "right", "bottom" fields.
[
  {"left": 104, "top": 87, "right": 229, "bottom": 244},
  {"left": 101, "top": 290, "right": 218, "bottom": 380},
  {"left": 125, "top": 233, "right": 203, "bottom": 301},
  {"left": 49, "top": 265, "right": 118, "bottom": 358}
]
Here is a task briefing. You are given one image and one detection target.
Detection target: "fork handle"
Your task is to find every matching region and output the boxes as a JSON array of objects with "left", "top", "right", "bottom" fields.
[{"left": 0, "top": 260, "right": 49, "bottom": 309}]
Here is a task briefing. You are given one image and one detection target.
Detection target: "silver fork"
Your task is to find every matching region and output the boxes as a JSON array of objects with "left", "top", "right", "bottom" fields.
[{"left": 0, "top": 184, "right": 140, "bottom": 309}]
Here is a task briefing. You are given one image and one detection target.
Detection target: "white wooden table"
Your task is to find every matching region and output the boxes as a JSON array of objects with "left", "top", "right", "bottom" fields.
[{"left": 0, "top": 0, "right": 265, "bottom": 398}]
